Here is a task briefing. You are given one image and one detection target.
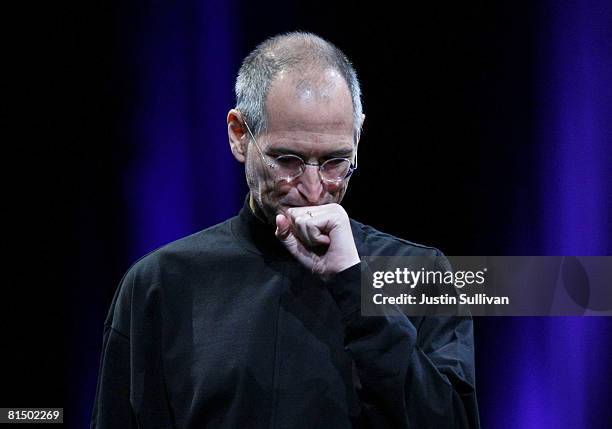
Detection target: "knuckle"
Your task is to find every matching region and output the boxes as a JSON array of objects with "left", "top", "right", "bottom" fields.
[{"left": 331, "top": 203, "right": 348, "bottom": 218}]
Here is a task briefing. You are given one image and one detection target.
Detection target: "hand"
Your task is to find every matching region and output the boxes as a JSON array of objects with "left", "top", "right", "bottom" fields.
[{"left": 275, "top": 203, "right": 360, "bottom": 281}]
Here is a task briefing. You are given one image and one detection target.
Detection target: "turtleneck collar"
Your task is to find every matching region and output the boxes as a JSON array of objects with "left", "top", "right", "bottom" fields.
[{"left": 231, "top": 194, "right": 293, "bottom": 259}]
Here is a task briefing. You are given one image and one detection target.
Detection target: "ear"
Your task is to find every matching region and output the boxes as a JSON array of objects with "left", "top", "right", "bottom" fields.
[{"left": 228, "top": 109, "right": 247, "bottom": 163}]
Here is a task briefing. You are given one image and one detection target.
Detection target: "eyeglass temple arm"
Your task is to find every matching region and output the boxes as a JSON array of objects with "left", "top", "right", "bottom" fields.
[{"left": 241, "top": 115, "right": 272, "bottom": 167}]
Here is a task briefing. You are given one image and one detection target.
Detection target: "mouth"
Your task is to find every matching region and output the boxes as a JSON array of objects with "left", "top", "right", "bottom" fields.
[
  {"left": 279, "top": 204, "right": 299, "bottom": 213},
  {"left": 277, "top": 203, "right": 309, "bottom": 214},
  {"left": 282, "top": 203, "right": 313, "bottom": 209}
]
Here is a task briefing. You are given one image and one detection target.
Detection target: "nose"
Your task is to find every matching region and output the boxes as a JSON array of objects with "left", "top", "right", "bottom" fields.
[{"left": 296, "top": 164, "right": 323, "bottom": 203}]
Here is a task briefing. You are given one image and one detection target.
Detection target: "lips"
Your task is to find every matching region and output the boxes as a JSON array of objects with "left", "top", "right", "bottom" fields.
[{"left": 283, "top": 203, "right": 311, "bottom": 208}]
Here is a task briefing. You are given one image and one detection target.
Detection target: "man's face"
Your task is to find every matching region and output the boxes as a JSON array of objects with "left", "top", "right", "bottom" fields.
[{"left": 245, "top": 69, "right": 357, "bottom": 223}]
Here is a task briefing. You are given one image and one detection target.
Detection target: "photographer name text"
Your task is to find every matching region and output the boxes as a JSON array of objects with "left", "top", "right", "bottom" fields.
[{"left": 371, "top": 268, "right": 510, "bottom": 306}]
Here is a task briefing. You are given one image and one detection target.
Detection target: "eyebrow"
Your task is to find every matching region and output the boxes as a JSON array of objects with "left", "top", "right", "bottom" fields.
[{"left": 268, "top": 146, "right": 354, "bottom": 158}]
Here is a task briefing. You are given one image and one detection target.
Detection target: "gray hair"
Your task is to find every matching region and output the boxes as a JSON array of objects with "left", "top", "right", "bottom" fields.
[{"left": 234, "top": 32, "right": 363, "bottom": 143}]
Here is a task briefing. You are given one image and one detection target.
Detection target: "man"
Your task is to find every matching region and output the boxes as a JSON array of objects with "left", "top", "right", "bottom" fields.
[{"left": 92, "top": 32, "right": 479, "bottom": 428}]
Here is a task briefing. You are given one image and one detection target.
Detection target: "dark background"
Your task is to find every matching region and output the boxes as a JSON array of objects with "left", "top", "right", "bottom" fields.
[{"left": 3, "top": 1, "right": 611, "bottom": 428}]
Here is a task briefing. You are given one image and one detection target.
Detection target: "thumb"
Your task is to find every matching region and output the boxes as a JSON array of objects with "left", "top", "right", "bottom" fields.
[
  {"left": 275, "top": 214, "right": 302, "bottom": 259},
  {"left": 274, "top": 213, "right": 315, "bottom": 271},
  {"left": 275, "top": 214, "right": 292, "bottom": 240}
]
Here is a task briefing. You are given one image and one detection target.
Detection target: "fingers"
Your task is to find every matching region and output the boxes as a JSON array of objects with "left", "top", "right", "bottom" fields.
[
  {"left": 275, "top": 213, "right": 318, "bottom": 268},
  {"left": 274, "top": 204, "right": 358, "bottom": 278},
  {"left": 304, "top": 219, "right": 331, "bottom": 247},
  {"left": 284, "top": 208, "right": 328, "bottom": 248}
]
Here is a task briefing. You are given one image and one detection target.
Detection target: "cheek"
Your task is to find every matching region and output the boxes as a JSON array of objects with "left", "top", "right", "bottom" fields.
[
  {"left": 326, "top": 181, "right": 345, "bottom": 194},
  {"left": 244, "top": 159, "right": 256, "bottom": 188},
  {"left": 273, "top": 181, "right": 294, "bottom": 195},
  {"left": 327, "top": 181, "right": 348, "bottom": 202},
  {"left": 246, "top": 160, "right": 280, "bottom": 197}
]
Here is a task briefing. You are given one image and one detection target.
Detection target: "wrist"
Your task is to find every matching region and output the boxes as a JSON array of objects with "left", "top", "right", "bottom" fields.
[{"left": 322, "top": 256, "right": 361, "bottom": 283}]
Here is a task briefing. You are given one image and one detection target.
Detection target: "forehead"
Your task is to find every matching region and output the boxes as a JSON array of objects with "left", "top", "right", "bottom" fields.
[{"left": 264, "top": 68, "right": 354, "bottom": 152}]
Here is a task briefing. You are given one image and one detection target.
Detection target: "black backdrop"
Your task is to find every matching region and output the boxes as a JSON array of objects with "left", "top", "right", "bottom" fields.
[{"left": 3, "top": 1, "right": 611, "bottom": 428}]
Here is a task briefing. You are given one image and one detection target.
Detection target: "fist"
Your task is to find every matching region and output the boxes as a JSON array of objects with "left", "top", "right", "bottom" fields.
[{"left": 275, "top": 203, "right": 360, "bottom": 281}]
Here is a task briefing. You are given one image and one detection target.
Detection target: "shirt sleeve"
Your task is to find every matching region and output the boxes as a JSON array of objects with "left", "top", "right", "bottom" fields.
[
  {"left": 90, "top": 265, "right": 175, "bottom": 428},
  {"left": 90, "top": 274, "right": 139, "bottom": 428},
  {"left": 325, "top": 258, "right": 480, "bottom": 429},
  {"left": 90, "top": 325, "right": 138, "bottom": 428}
]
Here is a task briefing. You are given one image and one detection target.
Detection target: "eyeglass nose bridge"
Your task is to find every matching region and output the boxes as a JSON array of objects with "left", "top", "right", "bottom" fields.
[
  {"left": 285, "top": 161, "right": 323, "bottom": 183},
  {"left": 303, "top": 160, "right": 323, "bottom": 169}
]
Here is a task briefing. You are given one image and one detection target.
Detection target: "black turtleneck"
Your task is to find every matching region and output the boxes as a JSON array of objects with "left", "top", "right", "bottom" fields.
[{"left": 91, "top": 195, "right": 479, "bottom": 429}]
